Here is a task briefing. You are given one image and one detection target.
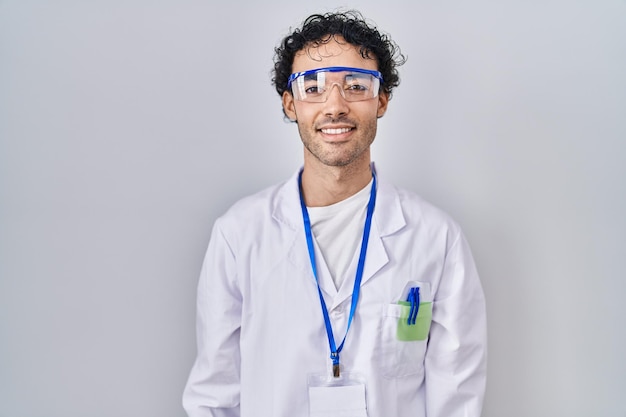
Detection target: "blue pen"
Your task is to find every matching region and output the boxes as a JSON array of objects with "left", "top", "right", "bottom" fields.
[
  {"left": 407, "top": 288, "right": 414, "bottom": 325},
  {"left": 406, "top": 287, "right": 420, "bottom": 325},
  {"left": 412, "top": 287, "right": 420, "bottom": 325}
]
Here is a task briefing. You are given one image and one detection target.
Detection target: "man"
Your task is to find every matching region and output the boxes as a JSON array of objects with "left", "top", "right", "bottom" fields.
[{"left": 183, "top": 11, "right": 486, "bottom": 417}]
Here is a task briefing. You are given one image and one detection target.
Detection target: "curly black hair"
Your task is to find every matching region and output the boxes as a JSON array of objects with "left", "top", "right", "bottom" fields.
[{"left": 272, "top": 10, "right": 406, "bottom": 100}]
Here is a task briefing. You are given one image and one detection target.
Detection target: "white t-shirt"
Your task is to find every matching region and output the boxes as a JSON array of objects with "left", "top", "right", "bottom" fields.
[{"left": 306, "top": 180, "right": 373, "bottom": 290}]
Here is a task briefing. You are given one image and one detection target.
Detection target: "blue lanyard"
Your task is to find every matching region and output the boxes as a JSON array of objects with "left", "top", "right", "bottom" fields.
[{"left": 298, "top": 171, "right": 377, "bottom": 377}]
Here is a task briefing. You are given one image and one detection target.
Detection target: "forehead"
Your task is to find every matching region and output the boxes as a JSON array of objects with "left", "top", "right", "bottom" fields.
[{"left": 292, "top": 35, "right": 378, "bottom": 73}]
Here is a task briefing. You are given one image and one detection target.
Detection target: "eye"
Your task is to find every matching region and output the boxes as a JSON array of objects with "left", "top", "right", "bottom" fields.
[
  {"left": 301, "top": 79, "right": 325, "bottom": 95},
  {"left": 304, "top": 85, "right": 321, "bottom": 94},
  {"left": 344, "top": 74, "right": 372, "bottom": 93},
  {"left": 346, "top": 83, "right": 369, "bottom": 91}
]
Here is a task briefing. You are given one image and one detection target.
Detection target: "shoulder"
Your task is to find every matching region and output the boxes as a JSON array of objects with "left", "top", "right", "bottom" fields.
[
  {"left": 378, "top": 179, "right": 463, "bottom": 237},
  {"left": 216, "top": 182, "right": 282, "bottom": 225},
  {"left": 400, "top": 186, "right": 456, "bottom": 223},
  {"left": 212, "top": 171, "right": 301, "bottom": 236}
]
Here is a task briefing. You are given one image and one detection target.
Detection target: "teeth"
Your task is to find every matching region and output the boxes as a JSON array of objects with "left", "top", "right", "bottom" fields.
[{"left": 321, "top": 127, "right": 352, "bottom": 135}]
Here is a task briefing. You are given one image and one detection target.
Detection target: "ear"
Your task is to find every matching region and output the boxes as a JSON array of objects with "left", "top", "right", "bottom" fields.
[
  {"left": 282, "top": 91, "right": 298, "bottom": 121},
  {"left": 376, "top": 91, "right": 390, "bottom": 118}
]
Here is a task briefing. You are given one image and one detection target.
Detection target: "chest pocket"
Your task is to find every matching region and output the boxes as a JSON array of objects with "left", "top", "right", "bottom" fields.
[{"left": 379, "top": 281, "right": 433, "bottom": 379}]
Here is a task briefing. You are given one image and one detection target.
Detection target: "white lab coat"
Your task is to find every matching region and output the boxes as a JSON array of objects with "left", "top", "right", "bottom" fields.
[{"left": 183, "top": 167, "right": 487, "bottom": 417}]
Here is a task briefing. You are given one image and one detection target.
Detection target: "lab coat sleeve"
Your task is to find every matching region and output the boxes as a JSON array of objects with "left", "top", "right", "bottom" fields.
[
  {"left": 425, "top": 229, "right": 487, "bottom": 417},
  {"left": 183, "top": 219, "right": 242, "bottom": 417}
]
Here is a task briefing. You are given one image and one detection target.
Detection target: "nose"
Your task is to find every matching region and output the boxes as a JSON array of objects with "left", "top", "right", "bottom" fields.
[{"left": 322, "top": 83, "right": 349, "bottom": 118}]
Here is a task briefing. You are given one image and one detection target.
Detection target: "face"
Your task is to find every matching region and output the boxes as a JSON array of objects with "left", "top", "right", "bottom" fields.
[{"left": 282, "top": 36, "right": 389, "bottom": 169}]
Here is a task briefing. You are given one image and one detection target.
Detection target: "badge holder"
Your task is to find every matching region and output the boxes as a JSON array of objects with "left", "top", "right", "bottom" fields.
[{"left": 307, "top": 369, "right": 368, "bottom": 417}]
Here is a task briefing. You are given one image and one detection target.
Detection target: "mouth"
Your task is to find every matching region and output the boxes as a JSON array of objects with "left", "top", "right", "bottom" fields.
[{"left": 319, "top": 127, "right": 354, "bottom": 135}]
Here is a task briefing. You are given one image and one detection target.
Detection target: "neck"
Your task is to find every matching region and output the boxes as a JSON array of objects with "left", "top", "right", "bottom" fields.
[{"left": 301, "top": 156, "right": 372, "bottom": 207}]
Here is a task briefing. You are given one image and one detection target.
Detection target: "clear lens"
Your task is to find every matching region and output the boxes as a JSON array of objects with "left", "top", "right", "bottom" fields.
[{"left": 289, "top": 67, "right": 382, "bottom": 103}]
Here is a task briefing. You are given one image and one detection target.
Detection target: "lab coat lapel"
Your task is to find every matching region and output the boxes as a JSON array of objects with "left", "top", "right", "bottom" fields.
[
  {"left": 272, "top": 169, "right": 337, "bottom": 297},
  {"left": 331, "top": 174, "right": 406, "bottom": 309},
  {"left": 272, "top": 170, "right": 313, "bottom": 283}
]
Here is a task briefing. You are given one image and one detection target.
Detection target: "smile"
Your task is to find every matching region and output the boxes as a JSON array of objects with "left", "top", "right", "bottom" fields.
[{"left": 320, "top": 127, "right": 353, "bottom": 135}]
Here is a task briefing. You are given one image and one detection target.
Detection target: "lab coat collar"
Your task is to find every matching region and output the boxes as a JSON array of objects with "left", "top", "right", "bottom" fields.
[{"left": 272, "top": 163, "right": 407, "bottom": 307}]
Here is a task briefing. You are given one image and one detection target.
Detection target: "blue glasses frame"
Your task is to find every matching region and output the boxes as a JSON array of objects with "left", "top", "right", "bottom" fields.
[{"left": 286, "top": 66, "right": 384, "bottom": 90}]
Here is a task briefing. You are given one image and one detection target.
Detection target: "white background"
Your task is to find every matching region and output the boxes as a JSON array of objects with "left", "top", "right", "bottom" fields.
[{"left": 1, "top": 1, "right": 625, "bottom": 416}]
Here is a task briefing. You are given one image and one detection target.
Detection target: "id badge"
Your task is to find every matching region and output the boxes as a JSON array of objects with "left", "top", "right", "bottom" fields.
[{"left": 308, "top": 371, "right": 368, "bottom": 417}]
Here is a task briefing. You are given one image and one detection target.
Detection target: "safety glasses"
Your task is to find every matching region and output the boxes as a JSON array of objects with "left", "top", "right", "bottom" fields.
[{"left": 287, "top": 66, "right": 383, "bottom": 103}]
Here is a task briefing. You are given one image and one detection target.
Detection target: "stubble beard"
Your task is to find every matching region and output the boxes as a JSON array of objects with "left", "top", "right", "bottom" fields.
[{"left": 298, "top": 118, "right": 378, "bottom": 168}]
